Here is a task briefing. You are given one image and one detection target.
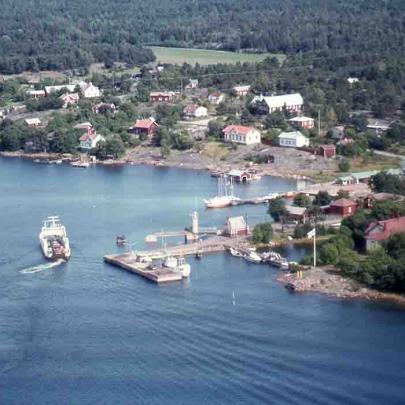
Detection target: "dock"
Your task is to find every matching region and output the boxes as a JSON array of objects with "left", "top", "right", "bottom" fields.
[
  {"left": 104, "top": 253, "right": 183, "bottom": 283},
  {"left": 104, "top": 235, "right": 248, "bottom": 282}
]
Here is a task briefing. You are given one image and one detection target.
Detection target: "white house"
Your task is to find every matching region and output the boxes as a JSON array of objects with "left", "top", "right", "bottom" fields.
[
  {"left": 288, "top": 116, "right": 314, "bottom": 129},
  {"left": 185, "top": 79, "right": 199, "bottom": 89},
  {"left": 208, "top": 92, "right": 225, "bottom": 105},
  {"left": 79, "top": 128, "right": 104, "bottom": 150},
  {"left": 25, "top": 117, "right": 41, "bottom": 127},
  {"left": 347, "top": 77, "right": 360, "bottom": 85},
  {"left": 26, "top": 90, "right": 46, "bottom": 99},
  {"left": 251, "top": 93, "right": 304, "bottom": 114},
  {"left": 233, "top": 85, "right": 251, "bottom": 97},
  {"left": 183, "top": 104, "right": 208, "bottom": 118},
  {"left": 81, "top": 82, "right": 101, "bottom": 99},
  {"left": 223, "top": 125, "right": 261, "bottom": 145},
  {"left": 278, "top": 131, "right": 309, "bottom": 148}
]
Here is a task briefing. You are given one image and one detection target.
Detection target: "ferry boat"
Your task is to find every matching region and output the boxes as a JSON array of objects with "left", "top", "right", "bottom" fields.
[
  {"left": 39, "top": 216, "right": 71, "bottom": 260},
  {"left": 204, "top": 175, "right": 240, "bottom": 208},
  {"left": 163, "top": 256, "right": 191, "bottom": 278}
]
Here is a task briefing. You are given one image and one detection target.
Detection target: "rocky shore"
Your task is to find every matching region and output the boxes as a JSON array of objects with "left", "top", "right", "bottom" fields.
[
  {"left": 279, "top": 265, "right": 405, "bottom": 307},
  {"left": 0, "top": 147, "right": 314, "bottom": 181}
]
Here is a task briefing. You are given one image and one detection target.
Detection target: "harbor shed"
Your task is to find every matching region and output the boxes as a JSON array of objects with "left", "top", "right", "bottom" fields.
[
  {"left": 225, "top": 216, "right": 249, "bottom": 237},
  {"left": 228, "top": 169, "right": 253, "bottom": 183}
]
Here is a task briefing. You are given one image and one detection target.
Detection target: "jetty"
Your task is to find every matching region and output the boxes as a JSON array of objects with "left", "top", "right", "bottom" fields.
[
  {"left": 104, "top": 253, "right": 183, "bottom": 283},
  {"left": 104, "top": 235, "right": 248, "bottom": 282}
]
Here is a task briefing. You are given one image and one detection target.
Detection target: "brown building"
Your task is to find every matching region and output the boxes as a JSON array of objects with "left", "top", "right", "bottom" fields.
[
  {"left": 329, "top": 199, "right": 357, "bottom": 217},
  {"left": 319, "top": 144, "right": 336, "bottom": 158}
]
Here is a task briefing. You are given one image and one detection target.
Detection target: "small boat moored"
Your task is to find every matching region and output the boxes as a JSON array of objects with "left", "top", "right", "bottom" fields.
[
  {"left": 116, "top": 235, "right": 127, "bottom": 245},
  {"left": 228, "top": 247, "right": 243, "bottom": 257},
  {"left": 243, "top": 251, "right": 262, "bottom": 264}
]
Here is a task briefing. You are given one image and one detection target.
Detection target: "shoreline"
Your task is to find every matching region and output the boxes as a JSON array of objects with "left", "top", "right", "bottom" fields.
[
  {"left": 0, "top": 150, "right": 313, "bottom": 181},
  {"left": 278, "top": 265, "right": 405, "bottom": 307},
  {"left": 2, "top": 148, "right": 403, "bottom": 308}
]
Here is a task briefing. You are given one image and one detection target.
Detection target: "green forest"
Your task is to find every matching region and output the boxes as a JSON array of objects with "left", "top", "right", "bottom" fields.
[{"left": 0, "top": 0, "right": 404, "bottom": 73}]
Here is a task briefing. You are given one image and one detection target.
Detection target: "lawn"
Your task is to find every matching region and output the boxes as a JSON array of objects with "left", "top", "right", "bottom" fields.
[{"left": 149, "top": 47, "right": 285, "bottom": 66}]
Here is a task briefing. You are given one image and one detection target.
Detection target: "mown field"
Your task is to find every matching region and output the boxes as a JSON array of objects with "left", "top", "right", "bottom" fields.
[{"left": 149, "top": 47, "right": 285, "bottom": 65}]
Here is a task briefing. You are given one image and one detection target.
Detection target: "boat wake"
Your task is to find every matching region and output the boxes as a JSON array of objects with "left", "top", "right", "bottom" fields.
[{"left": 20, "top": 259, "right": 65, "bottom": 274}]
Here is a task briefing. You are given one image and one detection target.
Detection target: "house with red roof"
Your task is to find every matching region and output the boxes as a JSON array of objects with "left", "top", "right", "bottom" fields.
[
  {"left": 328, "top": 198, "right": 357, "bottom": 217},
  {"left": 365, "top": 216, "right": 405, "bottom": 251},
  {"left": 129, "top": 118, "right": 158, "bottom": 139},
  {"left": 149, "top": 91, "right": 175, "bottom": 102},
  {"left": 79, "top": 128, "right": 105, "bottom": 150},
  {"left": 60, "top": 93, "right": 80, "bottom": 108},
  {"left": 222, "top": 125, "right": 261, "bottom": 145},
  {"left": 208, "top": 92, "right": 225, "bottom": 105}
]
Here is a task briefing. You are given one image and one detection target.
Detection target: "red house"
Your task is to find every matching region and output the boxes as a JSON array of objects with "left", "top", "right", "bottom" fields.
[
  {"left": 149, "top": 91, "right": 174, "bottom": 102},
  {"left": 319, "top": 144, "right": 336, "bottom": 158},
  {"left": 365, "top": 216, "right": 405, "bottom": 250},
  {"left": 329, "top": 199, "right": 357, "bottom": 217},
  {"left": 129, "top": 118, "right": 159, "bottom": 138}
]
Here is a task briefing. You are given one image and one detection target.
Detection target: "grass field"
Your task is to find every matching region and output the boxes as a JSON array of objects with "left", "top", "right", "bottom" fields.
[{"left": 149, "top": 46, "right": 285, "bottom": 66}]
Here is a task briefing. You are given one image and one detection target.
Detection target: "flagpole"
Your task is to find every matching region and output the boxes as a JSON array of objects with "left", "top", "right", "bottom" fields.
[{"left": 313, "top": 227, "right": 316, "bottom": 269}]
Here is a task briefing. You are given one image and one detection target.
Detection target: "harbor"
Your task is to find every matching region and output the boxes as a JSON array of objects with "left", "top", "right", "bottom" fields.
[{"left": 2, "top": 158, "right": 405, "bottom": 405}]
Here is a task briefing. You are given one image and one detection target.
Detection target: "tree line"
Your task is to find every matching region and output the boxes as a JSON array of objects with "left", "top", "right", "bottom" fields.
[{"left": 1, "top": 0, "right": 404, "bottom": 75}]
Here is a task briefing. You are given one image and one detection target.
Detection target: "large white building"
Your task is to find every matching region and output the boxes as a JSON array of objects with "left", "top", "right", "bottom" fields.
[
  {"left": 278, "top": 131, "right": 309, "bottom": 148},
  {"left": 251, "top": 93, "right": 304, "bottom": 114},
  {"left": 223, "top": 125, "right": 261, "bottom": 145}
]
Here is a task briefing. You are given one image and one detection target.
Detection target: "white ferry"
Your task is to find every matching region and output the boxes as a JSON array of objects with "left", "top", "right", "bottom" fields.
[{"left": 39, "top": 216, "right": 71, "bottom": 260}]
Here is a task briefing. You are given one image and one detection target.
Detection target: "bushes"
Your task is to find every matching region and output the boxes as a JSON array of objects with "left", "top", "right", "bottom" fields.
[
  {"left": 252, "top": 223, "right": 273, "bottom": 244},
  {"left": 338, "top": 158, "right": 351, "bottom": 172}
]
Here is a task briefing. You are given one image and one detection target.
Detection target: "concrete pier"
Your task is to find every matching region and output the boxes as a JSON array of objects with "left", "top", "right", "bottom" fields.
[{"left": 104, "top": 253, "right": 183, "bottom": 283}]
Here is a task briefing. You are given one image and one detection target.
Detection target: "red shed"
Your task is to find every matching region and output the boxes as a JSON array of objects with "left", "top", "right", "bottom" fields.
[
  {"left": 329, "top": 198, "right": 357, "bottom": 217},
  {"left": 319, "top": 144, "right": 336, "bottom": 158}
]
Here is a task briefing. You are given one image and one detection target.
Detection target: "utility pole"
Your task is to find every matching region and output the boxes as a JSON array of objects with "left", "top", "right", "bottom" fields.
[{"left": 318, "top": 109, "right": 321, "bottom": 138}]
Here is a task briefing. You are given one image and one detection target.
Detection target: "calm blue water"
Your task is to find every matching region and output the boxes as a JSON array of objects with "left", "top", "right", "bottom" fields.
[{"left": 1, "top": 157, "right": 405, "bottom": 405}]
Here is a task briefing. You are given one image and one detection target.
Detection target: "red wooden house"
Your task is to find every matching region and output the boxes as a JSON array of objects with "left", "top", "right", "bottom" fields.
[
  {"left": 129, "top": 118, "right": 159, "bottom": 138},
  {"left": 329, "top": 199, "right": 357, "bottom": 217}
]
